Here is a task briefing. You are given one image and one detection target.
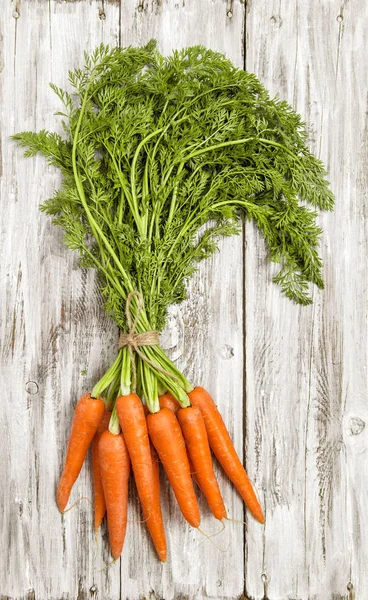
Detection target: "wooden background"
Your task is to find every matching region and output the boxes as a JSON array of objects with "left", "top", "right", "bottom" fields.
[{"left": 1, "top": 1, "right": 367, "bottom": 599}]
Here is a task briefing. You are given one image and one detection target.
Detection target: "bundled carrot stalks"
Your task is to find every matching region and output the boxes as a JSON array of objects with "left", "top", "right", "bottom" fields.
[{"left": 14, "top": 42, "right": 333, "bottom": 561}]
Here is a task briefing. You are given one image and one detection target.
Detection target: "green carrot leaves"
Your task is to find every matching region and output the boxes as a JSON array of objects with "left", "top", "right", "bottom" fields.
[{"left": 13, "top": 41, "right": 333, "bottom": 329}]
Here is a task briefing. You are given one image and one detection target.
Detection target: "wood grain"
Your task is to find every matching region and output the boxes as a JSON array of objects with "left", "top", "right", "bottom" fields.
[
  {"left": 1, "top": 0, "right": 367, "bottom": 598},
  {"left": 245, "top": 1, "right": 368, "bottom": 599},
  {"left": 120, "top": 2, "right": 247, "bottom": 599},
  {"left": 0, "top": 1, "right": 121, "bottom": 598}
]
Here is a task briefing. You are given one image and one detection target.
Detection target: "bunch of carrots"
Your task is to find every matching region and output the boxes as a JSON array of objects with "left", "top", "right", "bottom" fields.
[
  {"left": 57, "top": 370, "right": 264, "bottom": 561},
  {"left": 14, "top": 42, "right": 333, "bottom": 564}
]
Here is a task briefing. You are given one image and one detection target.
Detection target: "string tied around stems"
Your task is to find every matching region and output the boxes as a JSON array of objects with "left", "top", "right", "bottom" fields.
[{"left": 118, "top": 292, "right": 177, "bottom": 393}]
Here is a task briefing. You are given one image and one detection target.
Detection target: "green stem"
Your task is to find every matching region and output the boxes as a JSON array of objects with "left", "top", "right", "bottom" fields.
[
  {"left": 108, "top": 404, "right": 121, "bottom": 435},
  {"left": 117, "top": 187, "right": 125, "bottom": 226},
  {"left": 179, "top": 136, "right": 305, "bottom": 170},
  {"left": 81, "top": 244, "right": 128, "bottom": 301},
  {"left": 92, "top": 350, "right": 123, "bottom": 398},
  {"left": 146, "top": 88, "right": 241, "bottom": 183},
  {"left": 120, "top": 348, "right": 131, "bottom": 396},
  {"left": 71, "top": 79, "right": 134, "bottom": 291},
  {"left": 130, "top": 129, "right": 168, "bottom": 238},
  {"left": 154, "top": 371, "right": 190, "bottom": 407},
  {"left": 133, "top": 92, "right": 239, "bottom": 243},
  {"left": 140, "top": 360, "right": 160, "bottom": 413},
  {"left": 179, "top": 137, "right": 255, "bottom": 162},
  {"left": 157, "top": 380, "right": 167, "bottom": 396},
  {"left": 211, "top": 198, "right": 255, "bottom": 211},
  {"left": 165, "top": 161, "right": 185, "bottom": 231},
  {"left": 103, "top": 140, "right": 142, "bottom": 234},
  {"left": 142, "top": 344, "right": 193, "bottom": 394},
  {"left": 105, "top": 375, "right": 121, "bottom": 410},
  {"left": 135, "top": 356, "right": 143, "bottom": 399}
]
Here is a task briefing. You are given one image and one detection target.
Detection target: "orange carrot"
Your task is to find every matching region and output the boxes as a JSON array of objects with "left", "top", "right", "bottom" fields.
[
  {"left": 187, "top": 455, "right": 201, "bottom": 488},
  {"left": 158, "top": 398, "right": 200, "bottom": 489},
  {"left": 137, "top": 403, "right": 167, "bottom": 560},
  {"left": 189, "top": 387, "right": 265, "bottom": 524},
  {"left": 99, "top": 430, "right": 130, "bottom": 560},
  {"left": 117, "top": 397, "right": 166, "bottom": 560},
  {"left": 147, "top": 408, "right": 200, "bottom": 528},
  {"left": 92, "top": 410, "right": 112, "bottom": 529},
  {"left": 146, "top": 443, "right": 167, "bottom": 562},
  {"left": 160, "top": 394, "right": 200, "bottom": 487},
  {"left": 116, "top": 394, "right": 153, "bottom": 518},
  {"left": 177, "top": 406, "right": 227, "bottom": 521},
  {"left": 159, "top": 392, "right": 180, "bottom": 414},
  {"left": 57, "top": 393, "right": 105, "bottom": 512}
]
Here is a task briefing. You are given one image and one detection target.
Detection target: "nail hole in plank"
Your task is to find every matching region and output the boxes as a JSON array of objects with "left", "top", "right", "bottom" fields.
[{"left": 25, "top": 381, "right": 39, "bottom": 395}]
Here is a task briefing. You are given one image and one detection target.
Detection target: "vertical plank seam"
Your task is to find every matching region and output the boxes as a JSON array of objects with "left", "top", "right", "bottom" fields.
[
  {"left": 292, "top": 1, "right": 299, "bottom": 108},
  {"left": 48, "top": 0, "right": 53, "bottom": 57},
  {"left": 242, "top": 2, "right": 248, "bottom": 598},
  {"left": 242, "top": 224, "right": 248, "bottom": 598},
  {"left": 303, "top": 296, "right": 316, "bottom": 591},
  {"left": 13, "top": 8, "right": 18, "bottom": 74},
  {"left": 119, "top": 5, "right": 122, "bottom": 596},
  {"left": 335, "top": 4, "right": 345, "bottom": 82},
  {"left": 118, "top": 0, "right": 122, "bottom": 47}
]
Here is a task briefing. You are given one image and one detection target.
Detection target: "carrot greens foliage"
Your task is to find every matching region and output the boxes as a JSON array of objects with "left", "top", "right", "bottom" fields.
[{"left": 14, "top": 41, "right": 333, "bottom": 335}]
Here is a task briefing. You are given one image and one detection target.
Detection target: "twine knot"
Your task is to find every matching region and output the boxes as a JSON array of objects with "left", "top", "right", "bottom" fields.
[
  {"left": 118, "top": 292, "right": 176, "bottom": 393},
  {"left": 119, "top": 330, "right": 160, "bottom": 351}
]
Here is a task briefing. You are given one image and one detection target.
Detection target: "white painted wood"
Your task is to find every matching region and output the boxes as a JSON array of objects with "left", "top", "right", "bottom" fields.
[
  {"left": 1, "top": 1, "right": 248, "bottom": 599},
  {"left": 2, "top": 0, "right": 367, "bottom": 599},
  {"left": 0, "top": 1, "right": 121, "bottom": 598},
  {"left": 246, "top": 1, "right": 368, "bottom": 599},
  {"left": 120, "top": 2, "right": 247, "bottom": 599}
]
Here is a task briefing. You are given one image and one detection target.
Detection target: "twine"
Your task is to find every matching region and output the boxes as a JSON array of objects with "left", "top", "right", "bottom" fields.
[{"left": 118, "top": 292, "right": 177, "bottom": 392}]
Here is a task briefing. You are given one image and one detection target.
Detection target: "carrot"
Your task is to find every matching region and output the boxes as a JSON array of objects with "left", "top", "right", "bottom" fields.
[
  {"left": 147, "top": 408, "right": 201, "bottom": 528},
  {"left": 117, "top": 397, "right": 166, "bottom": 560},
  {"left": 57, "top": 393, "right": 105, "bottom": 512},
  {"left": 187, "top": 455, "right": 200, "bottom": 488},
  {"left": 177, "top": 406, "right": 227, "bottom": 521},
  {"left": 159, "top": 392, "right": 180, "bottom": 414},
  {"left": 146, "top": 443, "right": 167, "bottom": 562},
  {"left": 116, "top": 394, "right": 153, "bottom": 518},
  {"left": 151, "top": 401, "right": 201, "bottom": 493},
  {"left": 159, "top": 401, "right": 200, "bottom": 489},
  {"left": 99, "top": 430, "right": 130, "bottom": 560},
  {"left": 189, "top": 387, "right": 265, "bottom": 524},
  {"left": 92, "top": 410, "right": 112, "bottom": 529}
]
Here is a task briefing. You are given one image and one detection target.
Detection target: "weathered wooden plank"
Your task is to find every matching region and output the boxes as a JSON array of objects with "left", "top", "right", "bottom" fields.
[
  {"left": 2, "top": 1, "right": 366, "bottom": 599},
  {"left": 332, "top": 4, "right": 368, "bottom": 599},
  {"left": 119, "top": 2, "right": 247, "bottom": 599},
  {"left": 0, "top": 1, "right": 121, "bottom": 598},
  {"left": 245, "top": 1, "right": 367, "bottom": 599}
]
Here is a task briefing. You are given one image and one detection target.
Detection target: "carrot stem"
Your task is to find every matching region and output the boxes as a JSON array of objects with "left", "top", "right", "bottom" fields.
[
  {"left": 157, "top": 380, "right": 167, "bottom": 396},
  {"left": 108, "top": 405, "right": 121, "bottom": 435},
  {"left": 92, "top": 351, "right": 123, "bottom": 399},
  {"left": 141, "top": 361, "right": 159, "bottom": 414},
  {"left": 120, "top": 348, "right": 131, "bottom": 396},
  {"left": 105, "top": 376, "right": 121, "bottom": 411}
]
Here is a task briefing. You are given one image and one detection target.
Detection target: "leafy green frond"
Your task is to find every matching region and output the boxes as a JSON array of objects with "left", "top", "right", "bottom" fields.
[{"left": 13, "top": 41, "right": 334, "bottom": 330}]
